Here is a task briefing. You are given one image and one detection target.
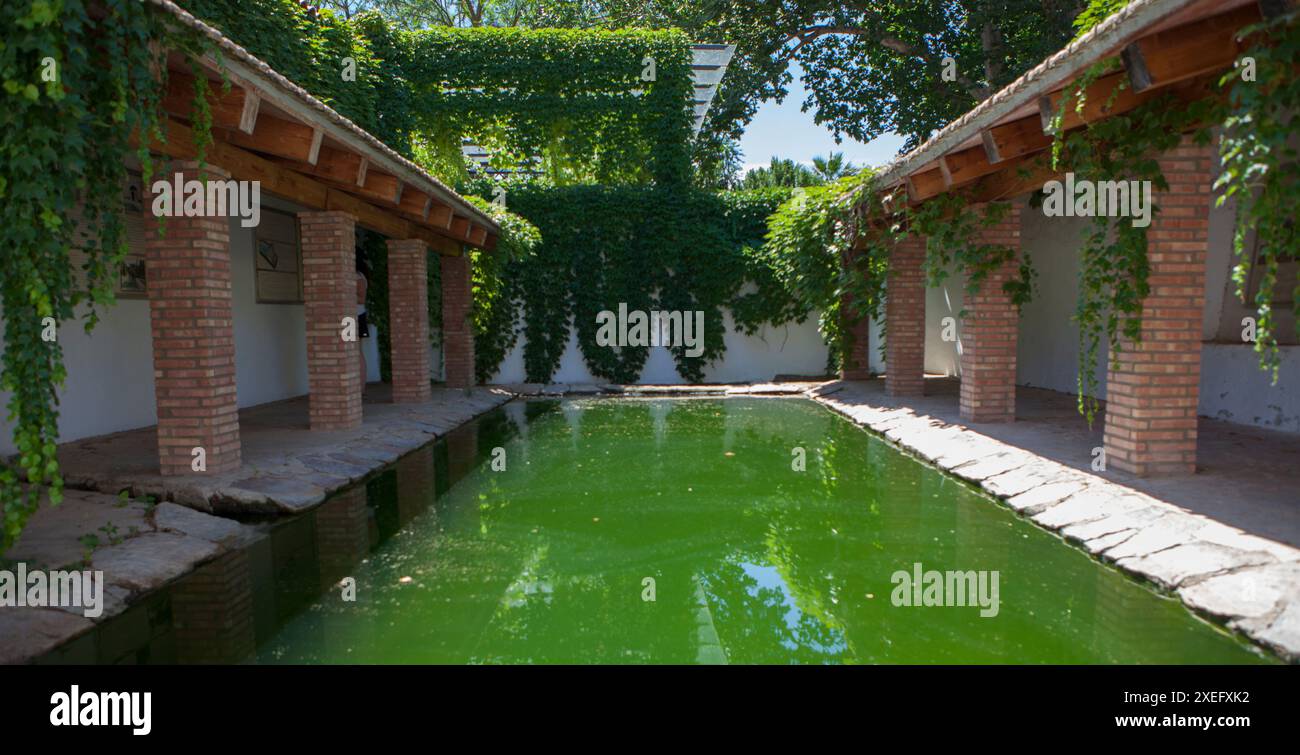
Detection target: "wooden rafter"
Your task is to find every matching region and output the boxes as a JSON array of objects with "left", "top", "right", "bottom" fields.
[
  {"left": 161, "top": 69, "right": 259, "bottom": 135},
  {"left": 139, "top": 116, "right": 463, "bottom": 255},
  {"left": 160, "top": 60, "right": 496, "bottom": 250},
  {"left": 895, "top": 3, "right": 1261, "bottom": 210}
]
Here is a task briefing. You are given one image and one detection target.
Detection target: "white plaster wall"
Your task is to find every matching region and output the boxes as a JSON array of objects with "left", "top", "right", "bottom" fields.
[
  {"left": 1200, "top": 344, "right": 1300, "bottom": 433},
  {"left": 0, "top": 196, "right": 334, "bottom": 454},
  {"left": 487, "top": 307, "right": 830, "bottom": 384},
  {"left": 226, "top": 211, "right": 310, "bottom": 407},
  {"left": 0, "top": 300, "right": 156, "bottom": 456},
  {"left": 911, "top": 186, "right": 1300, "bottom": 434},
  {"left": 1015, "top": 206, "right": 1108, "bottom": 398},
  {"left": 925, "top": 272, "right": 965, "bottom": 378}
]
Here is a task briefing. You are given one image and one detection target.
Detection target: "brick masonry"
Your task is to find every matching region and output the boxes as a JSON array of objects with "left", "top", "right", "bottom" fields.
[
  {"left": 301, "top": 211, "right": 363, "bottom": 430},
  {"left": 1103, "top": 135, "right": 1213, "bottom": 476},
  {"left": 313, "top": 486, "right": 370, "bottom": 590},
  {"left": 886, "top": 235, "right": 927, "bottom": 396},
  {"left": 387, "top": 239, "right": 432, "bottom": 403},
  {"left": 441, "top": 253, "right": 475, "bottom": 389},
  {"left": 840, "top": 253, "right": 874, "bottom": 380},
  {"left": 144, "top": 160, "right": 242, "bottom": 476},
  {"left": 171, "top": 549, "right": 255, "bottom": 663},
  {"left": 960, "top": 201, "right": 1022, "bottom": 423}
]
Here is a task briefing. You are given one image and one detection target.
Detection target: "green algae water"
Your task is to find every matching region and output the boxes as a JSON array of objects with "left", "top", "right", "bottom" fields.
[{"left": 254, "top": 398, "right": 1267, "bottom": 664}]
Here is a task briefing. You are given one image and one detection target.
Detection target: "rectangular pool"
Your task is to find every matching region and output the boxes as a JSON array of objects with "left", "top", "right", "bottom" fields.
[{"left": 247, "top": 398, "right": 1267, "bottom": 664}]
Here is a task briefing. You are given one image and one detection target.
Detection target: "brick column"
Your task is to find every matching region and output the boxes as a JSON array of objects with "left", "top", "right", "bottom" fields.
[
  {"left": 440, "top": 253, "right": 475, "bottom": 389},
  {"left": 387, "top": 239, "right": 432, "bottom": 403},
  {"left": 145, "top": 160, "right": 241, "bottom": 476},
  {"left": 839, "top": 252, "right": 873, "bottom": 379},
  {"left": 301, "top": 211, "right": 362, "bottom": 430},
  {"left": 395, "top": 450, "right": 435, "bottom": 525},
  {"left": 313, "top": 486, "right": 370, "bottom": 590},
  {"left": 840, "top": 304, "right": 873, "bottom": 379},
  {"left": 1103, "top": 136, "right": 1211, "bottom": 476},
  {"left": 960, "top": 201, "right": 1021, "bottom": 423},
  {"left": 885, "top": 235, "right": 926, "bottom": 396},
  {"left": 172, "top": 550, "right": 255, "bottom": 663}
]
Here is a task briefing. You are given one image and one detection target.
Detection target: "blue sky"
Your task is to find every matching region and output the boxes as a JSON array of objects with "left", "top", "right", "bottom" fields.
[{"left": 736, "top": 63, "right": 906, "bottom": 174}]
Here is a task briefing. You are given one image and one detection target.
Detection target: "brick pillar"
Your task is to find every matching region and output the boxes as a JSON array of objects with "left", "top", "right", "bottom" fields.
[
  {"left": 885, "top": 235, "right": 926, "bottom": 396},
  {"left": 145, "top": 161, "right": 241, "bottom": 476},
  {"left": 301, "top": 211, "right": 362, "bottom": 430},
  {"left": 395, "top": 450, "right": 435, "bottom": 525},
  {"left": 839, "top": 252, "right": 873, "bottom": 379},
  {"left": 172, "top": 549, "right": 255, "bottom": 663},
  {"left": 1103, "top": 136, "right": 1211, "bottom": 476},
  {"left": 313, "top": 486, "right": 370, "bottom": 590},
  {"left": 440, "top": 253, "right": 475, "bottom": 389},
  {"left": 387, "top": 239, "right": 432, "bottom": 402},
  {"left": 960, "top": 201, "right": 1022, "bottom": 423}
]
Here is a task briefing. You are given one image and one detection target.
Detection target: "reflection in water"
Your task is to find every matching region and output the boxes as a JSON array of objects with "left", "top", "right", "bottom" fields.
[
  {"left": 172, "top": 550, "right": 256, "bottom": 664},
  {"left": 43, "top": 398, "right": 1274, "bottom": 665}
]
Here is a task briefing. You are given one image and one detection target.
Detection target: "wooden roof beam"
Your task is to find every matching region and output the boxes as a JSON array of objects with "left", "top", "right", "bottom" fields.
[
  {"left": 162, "top": 69, "right": 259, "bottom": 135},
  {"left": 220, "top": 111, "right": 321, "bottom": 165},
  {"left": 397, "top": 186, "right": 432, "bottom": 221},
  {"left": 981, "top": 116, "right": 1053, "bottom": 164},
  {"left": 1120, "top": 4, "right": 1258, "bottom": 93},
  {"left": 140, "top": 116, "right": 465, "bottom": 254},
  {"left": 904, "top": 166, "right": 947, "bottom": 203},
  {"left": 449, "top": 216, "right": 472, "bottom": 241}
]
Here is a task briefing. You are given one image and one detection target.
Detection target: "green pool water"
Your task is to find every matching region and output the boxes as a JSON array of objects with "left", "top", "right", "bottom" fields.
[{"left": 254, "top": 398, "right": 1268, "bottom": 664}]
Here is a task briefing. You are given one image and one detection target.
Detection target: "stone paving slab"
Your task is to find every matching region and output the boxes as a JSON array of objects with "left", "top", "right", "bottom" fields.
[
  {"left": 4, "top": 385, "right": 515, "bottom": 664},
  {"left": 1, "top": 494, "right": 261, "bottom": 664},
  {"left": 53, "top": 386, "right": 513, "bottom": 515},
  {"left": 806, "top": 378, "right": 1300, "bottom": 662}
]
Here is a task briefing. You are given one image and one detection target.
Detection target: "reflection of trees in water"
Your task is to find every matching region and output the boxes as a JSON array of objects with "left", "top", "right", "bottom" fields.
[
  {"left": 250, "top": 398, "right": 1268, "bottom": 665},
  {"left": 700, "top": 559, "right": 847, "bottom": 664},
  {"left": 471, "top": 563, "right": 701, "bottom": 664}
]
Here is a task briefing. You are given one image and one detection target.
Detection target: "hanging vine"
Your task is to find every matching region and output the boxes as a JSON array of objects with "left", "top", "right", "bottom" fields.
[
  {"left": 911, "top": 193, "right": 1035, "bottom": 311},
  {"left": 456, "top": 182, "right": 805, "bottom": 384},
  {"left": 1215, "top": 10, "right": 1300, "bottom": 381},
  {"left": 0, "top": 0, "right": 216, "bottom": 552},
  {"left": 759, "top": 174, "right": 888, "bottom": 373},
  {"left": 1046, "top": 60, "right": 1219, "bottom": 421}
]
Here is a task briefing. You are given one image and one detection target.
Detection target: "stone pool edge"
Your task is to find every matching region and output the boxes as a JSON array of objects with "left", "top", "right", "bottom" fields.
[
  {"left": 11, "top": 379, "right": 1295, "bottom": 663},
  {"left": 802, "top": 379, "right": 1300, "bottom": 663},
  {"left": 2, "top": 387, "right": 516, "bottom": 664}
]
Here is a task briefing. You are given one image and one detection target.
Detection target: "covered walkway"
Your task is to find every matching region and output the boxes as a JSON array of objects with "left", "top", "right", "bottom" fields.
[{"left": 55, "top": 385, "right": 511, "bottom": 514}]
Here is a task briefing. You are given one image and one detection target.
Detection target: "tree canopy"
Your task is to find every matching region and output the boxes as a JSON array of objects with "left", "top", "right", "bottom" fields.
[{"left": 317, "top": 1, "right": 1089, "bottom": 179}]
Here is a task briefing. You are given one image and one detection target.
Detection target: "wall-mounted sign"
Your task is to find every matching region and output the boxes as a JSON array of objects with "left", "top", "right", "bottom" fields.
[
  {"left": 254, "top": 208, "right": 304, "bottom": 304},
  {"left": 69, "top": 169, "right": 148, "bottom": 298}
]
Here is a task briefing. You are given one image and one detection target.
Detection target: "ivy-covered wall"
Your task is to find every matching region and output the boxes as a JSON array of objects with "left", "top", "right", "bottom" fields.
[
  {"left": 180, "top": 1, "right": 696, "bottom": 185},
  {"left": 459, "top": 184, "right": 809, "bottom": 384}
]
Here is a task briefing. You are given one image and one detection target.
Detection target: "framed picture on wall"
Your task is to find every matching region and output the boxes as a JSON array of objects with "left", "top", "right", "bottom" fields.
[
  {"left": 255, "top": 208, "right": 304, "bottom": 304},
  {"left": 68, "top": 169, "right": 149, "bottom": 299}
]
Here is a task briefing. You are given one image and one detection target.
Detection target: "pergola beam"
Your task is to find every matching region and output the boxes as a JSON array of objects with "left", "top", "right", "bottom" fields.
[{"left": 141, "top": 116, "right": 462, "bottom": 255}]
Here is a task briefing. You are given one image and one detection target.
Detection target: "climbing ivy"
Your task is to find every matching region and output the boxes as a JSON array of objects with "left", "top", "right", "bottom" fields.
[
  {"left": 758, "top": 175, "right": 883, "bottom": 373},
  {"left": 462, "top": 197, "right": 541, "bottom": 384},
  {"left": 911, "top": 193, "right": 1035, "bottom": 310},
  {"left": 0, "top": 0, "right": 214, "bottom": 552},
  {"left": 460, "top": 183, "right": 804, "bottom": 384},
  {"left": 1215, "top": 11, "right": 1300, "bottom": 380},
  {"left": 183, "top": 4, "right": 697, "bottom": 186},
  {"left": 1046, "top": 60, "right": 1218, "bottom": 421},
  {"left": 181, "top": 2, "right": 397, "bottom": 150},
  {"left": 404, "top": 27, "right": 695, "bottom": 186}
]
